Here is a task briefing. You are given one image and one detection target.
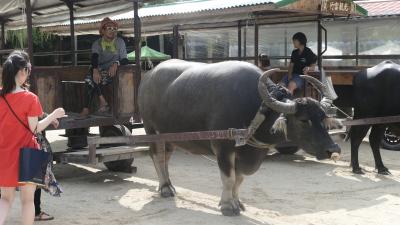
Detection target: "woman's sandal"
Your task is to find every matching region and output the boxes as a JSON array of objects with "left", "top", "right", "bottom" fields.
[{"left": 35, "top": 212, "right": 54, "bottom": 221}]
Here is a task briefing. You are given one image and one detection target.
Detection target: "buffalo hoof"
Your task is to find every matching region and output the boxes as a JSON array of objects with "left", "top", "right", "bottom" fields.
[
  {"left": 160, "top": 184, "right": 176, "bottom": 198},
  {"left": 377, "top": 167, "right": 391, "bottom": 175},
  {"left": 236, "top": 199, "right": 246, "bottom": 211},
  {"left": 352, "top": 167, "right": 364, "bottom": 174},
  {"left": 220, "top": 200, "right": 241, "bottom": 216}
]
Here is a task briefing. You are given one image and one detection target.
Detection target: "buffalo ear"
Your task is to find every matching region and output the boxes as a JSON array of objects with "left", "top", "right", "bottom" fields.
[{"left": 323, "top": 117, "right": 342, "bottom": 130}]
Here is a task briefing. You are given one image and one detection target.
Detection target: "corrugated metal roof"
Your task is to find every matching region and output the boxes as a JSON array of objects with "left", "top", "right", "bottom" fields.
[
  {"left": 4, "top": 0, "right": 370, "bottom": 30},
  {"left": 70, "top": 0, "right": 278, "bottom": 25},
  {"left": 39, "top": 0, "right": 371, "bottom": 35},
  {"left": 2, "top": 0, "right": 135, "bottom": 29},
  {"left": 37, "top": 0, "right": 278, "bottom": 27},
  {"left": 133, "top": 0, "right": 279, "bottom": 18},
  {"left": 355, "top": 0, "right": 400, "bottom": 16}
]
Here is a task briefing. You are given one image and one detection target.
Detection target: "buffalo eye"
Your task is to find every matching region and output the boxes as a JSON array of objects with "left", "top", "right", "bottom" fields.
[{"left": 300, "top": 119, "right": 312, "bottom": 126}]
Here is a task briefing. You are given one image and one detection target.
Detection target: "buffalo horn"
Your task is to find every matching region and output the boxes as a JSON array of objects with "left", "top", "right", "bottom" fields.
[{"left": 258, "top": 69, "right": 297, "bottom": 114}]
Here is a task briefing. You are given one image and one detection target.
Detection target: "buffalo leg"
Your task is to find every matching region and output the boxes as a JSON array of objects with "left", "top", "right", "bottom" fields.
[
  {"left": 150, "top": 141, "right": 176, "bottom": 197},
  {"left": 350, "top": 125, "right": 370, "bottom": 174},
  {"left": 369, "top": 125, "right": 390, "bottom": 175},
  {"left": 214, "top": 142, "right": 240, "bottom": 216},
  {"left": 232, "top": 172, "right": 245, "bottom": 211}
]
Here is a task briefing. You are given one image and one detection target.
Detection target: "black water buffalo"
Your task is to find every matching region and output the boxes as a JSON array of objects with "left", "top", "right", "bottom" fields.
[
  {"left": 138, "top": 59, "right": 341, "bottom": 216},
  {"left": 350, "top": 60, "right": 400, "bottom": 175}
]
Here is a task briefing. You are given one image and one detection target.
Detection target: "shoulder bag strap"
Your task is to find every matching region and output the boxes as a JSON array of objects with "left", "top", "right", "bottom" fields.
[{"left": 1, "top": 95, "right": 37, "bottom": 135}]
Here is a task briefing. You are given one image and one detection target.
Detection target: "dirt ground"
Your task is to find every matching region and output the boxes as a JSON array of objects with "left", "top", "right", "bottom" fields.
[{"left": 7, "top": 129, "right": 400, "bottom": 225}]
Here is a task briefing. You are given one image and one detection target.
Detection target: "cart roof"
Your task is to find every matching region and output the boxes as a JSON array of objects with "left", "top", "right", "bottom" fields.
[{"left": 0, "top": 0, "right": 367, "bottom": 35}]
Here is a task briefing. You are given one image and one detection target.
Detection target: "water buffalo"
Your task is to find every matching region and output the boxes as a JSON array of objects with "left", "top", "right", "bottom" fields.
[
  {"left": 350, "top": 60, "right": 400, "bottom": 175},
  {"left": 138, "top": 59, "right": 341, "bottom": 216}
]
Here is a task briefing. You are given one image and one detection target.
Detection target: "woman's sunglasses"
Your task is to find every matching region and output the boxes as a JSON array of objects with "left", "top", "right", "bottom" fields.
[{"left": 105, "top": 26, "right": 118, "bottom": 32}]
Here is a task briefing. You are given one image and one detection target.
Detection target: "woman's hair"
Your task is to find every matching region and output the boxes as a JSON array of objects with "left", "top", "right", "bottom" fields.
[
  {"left": 292, "top": 32, "right": 307, "bottom": 46},
  {"left": 1, "top": 50, "right": 30, "bottom": 96}
]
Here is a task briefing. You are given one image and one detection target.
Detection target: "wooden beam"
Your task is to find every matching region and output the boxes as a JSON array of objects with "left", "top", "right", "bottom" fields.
[
  {"left": 87, "top": 129, "right": 250, "bottom": 145},
  {"left": 133, "top": 0, "right": 141, "bottom": 122},
  {"left": 254, "top": 20, "right": 259, "bottom": 66},
  {"left": 243, "top": 22, "right": 247, "bottom": 58},
  {"left": 317, "top": 4, "right": 322, "bottom": 70},
  {"left": 1, "top": 20, "right": 5, "bottom": 49},
  {"left": 25, "top": 0, "right": 37, "bottom": 94},
  {"left": 343, "top": 115, "right": 400, "bottom": 127},
  {"left": 25, "top": 0, "right": 34, "bottom": 63},
  {"left": 172, "top": 25, "right": 179, "bottom": 59},
  {"left": 331, "top": 73, "right": 354, "bottom": 85},
  {"left": 237, "top": 21, "right": 241, "bottom": 59},
  {"left": 66, "top": 0, "right": 76, "bottom": 65}
]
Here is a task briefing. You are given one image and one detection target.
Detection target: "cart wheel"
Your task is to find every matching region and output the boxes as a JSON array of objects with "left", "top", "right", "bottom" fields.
[
  {"left": 275, "top": 146, "right": 299, "bottom": 155},
  {"left": 381, "top": 127, "right": 400, "bottom": 151},
  {"left": 100, "top": 125, "right": 135, "bottom": 172}
]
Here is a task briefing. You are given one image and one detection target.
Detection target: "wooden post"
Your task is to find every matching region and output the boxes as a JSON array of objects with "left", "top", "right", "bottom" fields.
[
  {"left": 284, "top": 29, "right": 288, "bottom": 66},
  {"left": 58, "top": 36, "right": 63, "bottom": 65},
  {"left": 88, "top": 143, "right": 98, "bottom": 164},
  {"left": 172, "top": 25, "right": 179, "bottom": 59},
  {"left": 355, "top": 25, "right": 359, "bottom": 66},
  {"left": 159, "top": 34, "right": 164, "bottom": 53},
  {"left": 25, "top": 0, "right": 36, "bottom": 93},
  {"left": 254, "top": 20, "right": 259, "bottom": 66},
  {"left": 238, "top": 21, "right": 241, "bottom": 59},
  {"left": 317, "top": 5, "right": 323, "bottom": 70},
  {"left": 133, "top": 0, "right": 141, "bottom": 121},
  {"left": 25, "top": 0, "right": 33, "bottom": 63},
  {"left": 1, "top": 20, "right": 5, "bottom": 50},
  {"left": 66, "top": 0, "right": 76, "bottom": 66},
  {"left": 243, "top": 22, "right": 247, "bottom": 58},
  {"left": 112, "top": 67, "right": 120, "bottom": 119}
]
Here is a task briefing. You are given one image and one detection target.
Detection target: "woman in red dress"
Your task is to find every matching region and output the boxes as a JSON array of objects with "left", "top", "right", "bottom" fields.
[{"left": 0, "top": 51, "right": 65, "bottom": 225}]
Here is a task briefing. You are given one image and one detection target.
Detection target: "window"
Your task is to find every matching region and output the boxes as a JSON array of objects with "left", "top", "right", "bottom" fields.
[
  {"left": 323, "top": 20, "right": 357, "bottom": 66},
  {"left": 259, "top": 24, "right": 286, "bottom": 67},
  {"left": 184, "top": 28, "right": 239, "bottom": 60},
  {"left": 358, "top": 18, "right": 400, "bottom": 66},
  {"left": 241, "top": 24, "right": 255, "bottom": 58},
  {"left": 258, "top": 22, "right": 317, "bottom": 67}
]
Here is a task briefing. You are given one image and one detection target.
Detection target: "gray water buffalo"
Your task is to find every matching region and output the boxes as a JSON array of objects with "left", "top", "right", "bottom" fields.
[
  {"left": 138, "top": 59, "right": 341, "bottom": 216},
  {"left": 350, "top": 60, "right": 400, "bottom": 175}
]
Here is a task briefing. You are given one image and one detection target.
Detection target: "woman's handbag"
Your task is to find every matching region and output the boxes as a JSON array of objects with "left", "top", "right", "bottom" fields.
[
  {"left": 18, "top": 146, "right": 50, "bottom": 186},
  {"left": 1, "top": 95, "right": 50, "bottom": 187}
]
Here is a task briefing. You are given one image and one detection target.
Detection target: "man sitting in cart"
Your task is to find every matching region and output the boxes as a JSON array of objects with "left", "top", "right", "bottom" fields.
[
  {"left": 80, "top": 17, "right": 129, "bottom": 118},
  {"left": 281, "top": 32, "right": 317, "bottom": 96}
]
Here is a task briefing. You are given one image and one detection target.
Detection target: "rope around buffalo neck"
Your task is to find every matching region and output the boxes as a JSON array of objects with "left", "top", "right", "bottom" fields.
[{"left": 243, "top": 105, "right": 277, "bottom": 149}]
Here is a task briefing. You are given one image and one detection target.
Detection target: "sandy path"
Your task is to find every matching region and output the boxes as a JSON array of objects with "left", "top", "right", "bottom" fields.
[{"left": 6, "top": 130, "right": 400, "bottom": 225}]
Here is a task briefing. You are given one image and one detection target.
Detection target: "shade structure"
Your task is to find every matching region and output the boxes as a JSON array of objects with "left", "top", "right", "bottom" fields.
[
  {"left": 360, "top": 41, "right": 400, "bottom": 55},
  {"left": 128, "top": 45, "right": 171, "bottom": 61}
]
